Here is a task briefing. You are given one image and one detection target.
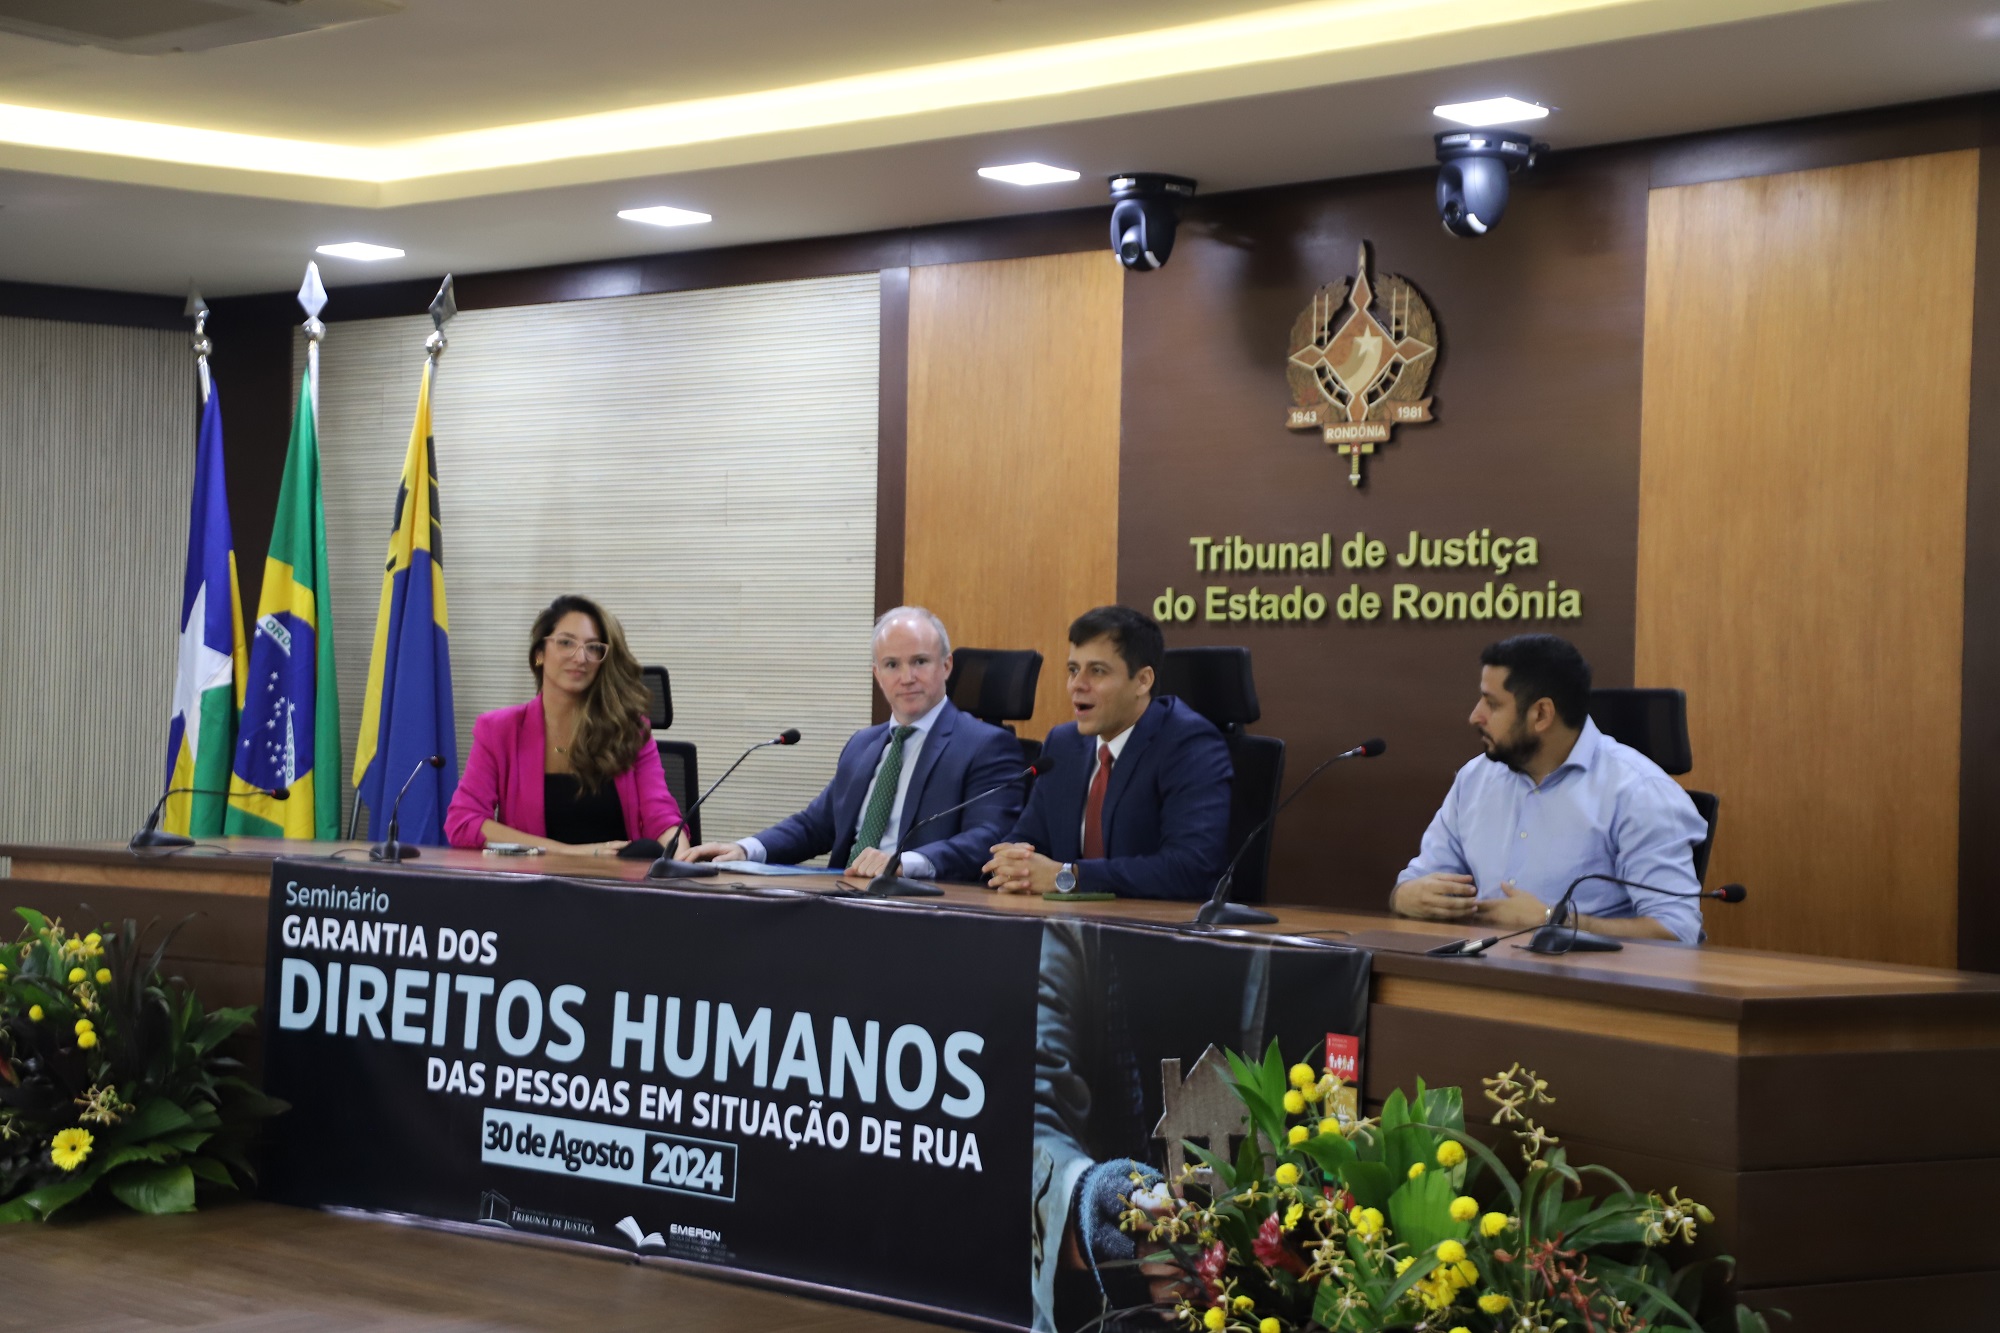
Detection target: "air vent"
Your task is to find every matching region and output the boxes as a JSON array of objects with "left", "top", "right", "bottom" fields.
[{"left": 0, "top": 0, "right": 401, "bottom": 54}]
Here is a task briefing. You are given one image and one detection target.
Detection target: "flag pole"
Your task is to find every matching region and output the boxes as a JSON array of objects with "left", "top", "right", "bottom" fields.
[{"left": 185, "top": 285, "right": 211, "bottom": 404}]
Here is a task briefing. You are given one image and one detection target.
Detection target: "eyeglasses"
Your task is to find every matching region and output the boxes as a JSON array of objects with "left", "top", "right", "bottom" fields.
[{"left": 544, "top": 635, "right": 608, "bottom": 663}]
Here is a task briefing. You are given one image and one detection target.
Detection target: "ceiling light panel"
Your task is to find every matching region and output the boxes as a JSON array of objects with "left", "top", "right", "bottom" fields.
[
  {"left": 1432, "top": 96, "right": 1551, "bottom": 126},
  {"left": 978, "top": 161, "right": 1081, "bottom": 185},
  {"left": 617, "top": 205, "right": 712, "bottom": 227},
  {"left": 315, "top": 241, "right": 404, "bottom": 260}
]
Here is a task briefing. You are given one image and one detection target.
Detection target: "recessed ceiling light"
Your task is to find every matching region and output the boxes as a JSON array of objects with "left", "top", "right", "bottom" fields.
[
  {"left": 978, "top": 161, "right": 1082, "bottom": 186},
  {"left": 1432, "top": 97, "right": 1550, "bottom": 127},
  {"left": 315, "top": 241, "right": 404, "bottom": 261},
  {"left": 617, "top": 205, "right": 711, "bottom": 227}
]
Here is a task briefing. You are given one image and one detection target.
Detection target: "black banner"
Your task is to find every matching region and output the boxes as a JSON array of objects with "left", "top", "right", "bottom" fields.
[{"left": 261, "top": 861, "right": 1369, "bottom": 1331}]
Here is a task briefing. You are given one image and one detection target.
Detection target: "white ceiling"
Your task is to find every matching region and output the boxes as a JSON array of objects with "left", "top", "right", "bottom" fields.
[{"left": 0, "top": 0, "right": 1995, "bottom": 297}]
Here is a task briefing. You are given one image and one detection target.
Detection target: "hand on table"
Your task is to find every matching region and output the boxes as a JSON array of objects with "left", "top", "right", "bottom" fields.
[
  {"left": 845, "top": 847, "right": 894, "bottom": 878},
  {"left": 563, "top": 840, "right": 629, "bottom": 858},
  {"left": 1392, "top": 872, "right": 1479, "bottom": 920},
  {"left": 682, "top": 842, "right": 747, "bottom": 864},
  {"left": 984, "top": 843, "right": 1057, "bottom": 894},
  {"left": 1473, "top": 881, "right": 1552, "bottom": 930}
]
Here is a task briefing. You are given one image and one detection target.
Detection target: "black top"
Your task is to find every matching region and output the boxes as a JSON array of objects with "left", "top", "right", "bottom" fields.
[{"left": 544, "top": 774, "right": 625, "bottom": 846}]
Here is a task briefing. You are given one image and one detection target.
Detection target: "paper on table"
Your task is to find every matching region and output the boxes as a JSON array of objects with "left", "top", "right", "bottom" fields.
[{"left": 711, "top": 860, "right": 834, "bottom": 877}]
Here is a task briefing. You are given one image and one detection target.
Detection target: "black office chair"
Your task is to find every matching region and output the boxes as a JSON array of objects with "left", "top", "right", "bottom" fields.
[
  {"left": 642, "top": 665, "right": 701, "bottom": 845},
  {"left": 947, "top": 648, "right": 1044, "bottom": 771},
  {"left": 1157, "top": 647, "right": 1285, "bottom": 905},
  {"left": 1586, "top": 687, "right": 1718, "bottom": 885}
]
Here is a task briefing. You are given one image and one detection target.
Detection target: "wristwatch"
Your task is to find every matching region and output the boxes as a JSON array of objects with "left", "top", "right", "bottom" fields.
[{"left": 1053, "top": 862, "right": 1078, "bottom": 894}]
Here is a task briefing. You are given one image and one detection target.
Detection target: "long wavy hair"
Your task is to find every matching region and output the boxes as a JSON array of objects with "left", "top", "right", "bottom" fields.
[{"left": 528, "top": 594, "right": 650, "bottom": 794}]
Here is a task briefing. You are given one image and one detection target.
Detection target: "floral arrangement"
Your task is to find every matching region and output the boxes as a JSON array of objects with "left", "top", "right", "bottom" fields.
[
  {"left": 0, "top": 908, "right": 283, "bottom": 1221},
  {"left": 1118, "top": 1044, "right": 1775, "bottom": 1333}
]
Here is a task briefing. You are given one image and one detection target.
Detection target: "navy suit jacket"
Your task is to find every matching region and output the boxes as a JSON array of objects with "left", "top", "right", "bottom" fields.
[
  {"left": 751, "top": 699, "right": 1025, "bottom": 881},
  {"left": 1005, "top": 695, "right": 1232, "bottom": 901}
]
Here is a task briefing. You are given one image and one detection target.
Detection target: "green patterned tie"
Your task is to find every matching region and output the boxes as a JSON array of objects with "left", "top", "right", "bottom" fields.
[{"left": 850, "top": 725, "right": 917, "bottom": 862}]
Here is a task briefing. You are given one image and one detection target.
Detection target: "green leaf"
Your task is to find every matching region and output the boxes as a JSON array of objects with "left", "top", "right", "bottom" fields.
[
  {"left": 1385, "top": 1166, "right": 1465, "bottom": 1256},
  {"left": 1185, "top": 1141, "right": 1238, "bottom": 1191},
  {"left": 108, "top": 1162, "right": 196, "bottom": 1215},
  {"left": 190, "top": 1006, "right": 255, "bottom": 1055},
  {"left": 1297, "top": 1129, "right": 1358, "bottom": 1179},
  {"left": 12, "top": 908, "right": 50, "bottom": 932},
  {"left": 0, "top": 1195, "right": 37, "bottom": 1223},
  {"left": 186, "top": 1155, "right": 236, "bottom": 1188},
  {"left": 104, "top": 1098, "right": 195, "bottom": 1146},
  {"left": 12, "top": 1174, "right": 96, "bottom": 1220},
  {"left": 1337, "top": 1159, "right": 1397, "bottom": 1210},
  {"left": 1235, "top": 1128, "right": 1265, "bottom": 1188}
]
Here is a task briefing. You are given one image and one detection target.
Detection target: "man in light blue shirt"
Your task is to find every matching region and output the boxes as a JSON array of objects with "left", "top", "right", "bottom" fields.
[{"left": 1392, "top": 634, "right": 1708, "bottom": 944}]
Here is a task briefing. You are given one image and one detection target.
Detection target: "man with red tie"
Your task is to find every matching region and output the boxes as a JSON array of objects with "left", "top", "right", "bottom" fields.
[{"left": 985, "top": 605, "right": 1233, "bottom": 900}]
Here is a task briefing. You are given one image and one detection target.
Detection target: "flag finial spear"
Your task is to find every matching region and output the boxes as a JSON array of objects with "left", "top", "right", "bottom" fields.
[
  {"left": 186, "top": 284, "right": 212, "bottom": 400},
  {"left": 298, "top": 261, "right": 328, "bottom": 343},
  {"left": 426, "top": 273, "right": 456, "bottom": 359}
]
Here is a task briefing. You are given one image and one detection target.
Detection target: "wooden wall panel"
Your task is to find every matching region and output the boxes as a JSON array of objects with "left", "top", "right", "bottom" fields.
[
  {"left": 905, "top": 251, "right": 1124, "bottom": 739},
  {"left": 1636, "top": 151, "right": 1978, "bottom": 966}
]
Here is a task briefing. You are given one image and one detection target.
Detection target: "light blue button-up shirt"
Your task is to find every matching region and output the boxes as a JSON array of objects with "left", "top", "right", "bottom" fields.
[{"left": 1396, "top": 718, "right": 1708, "bottom": 943}]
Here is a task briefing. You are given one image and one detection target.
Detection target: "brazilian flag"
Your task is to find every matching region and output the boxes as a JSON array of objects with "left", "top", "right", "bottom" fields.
[
  {"left": 353, "top": 358, "right": 457, "bottom": 842},
  {"left": 228, "top": 343, "right": 341, "bottom": 838}
]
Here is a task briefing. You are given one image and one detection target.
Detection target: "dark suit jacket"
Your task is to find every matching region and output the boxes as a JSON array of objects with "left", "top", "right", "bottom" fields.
[
  {"left": 1005, "top": 695, "right": 1232, "bottom": 901},
  {"left": 751, "top": 699, "right": 1024, "bottom": 881}
]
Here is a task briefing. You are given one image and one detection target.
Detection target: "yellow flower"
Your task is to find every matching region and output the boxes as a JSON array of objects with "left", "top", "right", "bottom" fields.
[
  {"left": 84, "top": 932, "right": 101, "bottom": 947},
  {"left": 1318, "top": 1117, "right": 1340, "bottom": 1136},
  {"left": 1394, "top": 1256, "right": 1414, "bottom": 1276},
  {"left": 50, "top": 1127, "right": 93, "bottom": 1171},
  {"left": 1407, "top": 1162, "right": 1426, "bottom": 1179},
  {"left": 27, "top": 1005, "right": 43, "bottom": 1022},
  {"left": 1455, "top": 1259, "right": 1479, "bottom": 1286},
  {"left": 1274, "top": 1163, "right": 1300, "bottom": 1187},
  {"left": 1289, "top": 1063, "right": 1316, "bottom": 1090},
  {"left": 67, "top": 967, "right": 85, "bottom": 984},
  {"left": 1436, "top": 1240, "right": 1466, "bottom": 1264},
  {"left": 1451, "top": 1327, "right": 1473, "bottom": 1333},
  {"left": 0, "top": 962, "right": 9, "bottom": 975},
  {"left": 1260, "top": 1321, "right": 1280, "bottom": 1333},
  {"left": 1203, "top": 1306, "right": 1227, "bottom": 1332},
  {"left": 1480, "top": 1212, "right": 1510, "bottom": 1237},
  {"left": 1283, "top": 1090, "right": 1306, "bottom": 1115},
  {"left": 1233, "top": 1295, "right": 1255, "bottom": 1313},
  {"left": 1282, "top": 1201, "right": 1303, "bottom": 1232},
  {"left": 94, "top": 968, "right": 111, "bottom": 985},
  {"left": 1449, "top": 1195, "right": 1479, "bottom": 1222},
  {"left": 1436, "top": 1140, "right": 1466, "bottom": 1168},
  {"left": 77, "top": 1030, "right": 98, "bottom": 1049},
  {"left": 74, "top": 1018, "right": 93, "bottom": 1035},
  {"left": 1287, "top": 1125, "right": 1309, "bottom": 1145},
  {"left": 1351, "top": 1206, "right": 1384, "bottom": 1237},
  {"left": 1478, "top": 1293, "right": 1512, "bottom": 1315}
]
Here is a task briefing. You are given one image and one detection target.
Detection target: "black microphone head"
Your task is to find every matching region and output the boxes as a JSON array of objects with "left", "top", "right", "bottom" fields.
[
  {"left": 272, "top": 785, "right": 291, "bottom": 799},
  {"left": 1030, "top": 754, "right": 1057, "bottom": 776},
  {"left": 1715, "top": 883, "right": 1747, "bottom": 903},
  {"left": 427, "top": 754, "right": 445, "bottom": 768},
  {"left": 1359, "top": 738, "right": 1386, "bottom": 757},
  {"left": 776, "top": 729, "right": 801, "bottom": 745}
]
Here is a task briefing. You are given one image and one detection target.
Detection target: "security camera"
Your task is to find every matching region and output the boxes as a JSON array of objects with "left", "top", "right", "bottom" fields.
[
  {"left": 1434, "top": 130, "right": 1542, "bottom": 238},
  {"left": 1109, "top": 173, "right": 1196, "bottom": 271}
]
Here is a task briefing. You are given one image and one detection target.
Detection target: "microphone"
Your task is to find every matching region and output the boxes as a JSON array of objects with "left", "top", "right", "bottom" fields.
[
  {"left": 370, "top": 755, "right": 445, "bottom": 863},
  {"left": 1428, "top": 876, "right": 1745, "bottom": 957},
  {"left": 1193, "top": 739, "right": 1385, "bottom": 927},
  {"left": 131, "top": 784, "right": 289, "bottom": 851},
  {"left": 860, "top": 755, "right": 1054, "bottom": 898},
  {"left": 648, "top": 728, "right": 802, "bottom": 880}
]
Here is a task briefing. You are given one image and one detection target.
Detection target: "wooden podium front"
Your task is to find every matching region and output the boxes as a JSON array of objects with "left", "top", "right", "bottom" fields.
[{"left": 5, "top": 838, "right": 1997, "bottom": 1331}]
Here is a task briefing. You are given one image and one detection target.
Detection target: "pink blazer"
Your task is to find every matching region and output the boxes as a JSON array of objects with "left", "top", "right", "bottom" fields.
[{"left": 444, "top": 698, "right": 684, "bottom": 849}]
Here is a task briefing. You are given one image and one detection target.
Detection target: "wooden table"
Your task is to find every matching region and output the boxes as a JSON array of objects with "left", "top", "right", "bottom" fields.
[{"left": 6, "top": 838, "right": 1998, "bottom": 1330}]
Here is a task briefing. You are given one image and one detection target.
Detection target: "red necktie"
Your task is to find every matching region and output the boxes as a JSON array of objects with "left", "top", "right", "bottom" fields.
[{"left": 1084, "top": 742, "right": 1113, "bottom": 860}]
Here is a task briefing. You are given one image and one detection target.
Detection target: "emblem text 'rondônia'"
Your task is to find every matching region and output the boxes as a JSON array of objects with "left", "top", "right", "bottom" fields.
[{"left": 1286, "top": 243, "right": 1440, "bottom": 487}]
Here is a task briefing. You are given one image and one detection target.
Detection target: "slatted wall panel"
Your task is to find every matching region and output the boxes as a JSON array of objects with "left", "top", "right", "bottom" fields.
[
  {"left": 0, "top": 317, "right": 190, "bottom": 843},
  {"left": 309, "top": 274, "right": 880, "bottom": 848}
]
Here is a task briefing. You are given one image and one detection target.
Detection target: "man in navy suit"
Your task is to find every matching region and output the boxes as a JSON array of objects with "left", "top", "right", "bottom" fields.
[
  {"left": 986, "top": 605, "right": 1231, "bottom": 901},
  {"left": 684, "top": 607, "right": 1024, "bottom": 882}
]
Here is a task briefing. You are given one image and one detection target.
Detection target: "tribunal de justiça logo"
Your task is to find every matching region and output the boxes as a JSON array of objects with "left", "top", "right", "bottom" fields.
[{"left": 1284, "top": 242, "right": 1439, "bottom": 487}]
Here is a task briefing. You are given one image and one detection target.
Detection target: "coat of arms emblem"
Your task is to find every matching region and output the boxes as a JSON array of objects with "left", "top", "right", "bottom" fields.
[{"left": 1285, "top": 243, "right": 1440, "bottom": 486}]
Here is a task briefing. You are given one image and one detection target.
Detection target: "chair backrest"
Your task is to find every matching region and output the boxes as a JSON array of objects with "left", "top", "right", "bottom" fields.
[
  {"left": 641, "top": 665, "right": 673, "bottom": 731},
  {"left": 1222, "top": 733, "right": 1286, "bottom": 904},
  {"left": 1687, "top": 789, "right": 1719, "bottom": 887},
  {"left": 1586, "top": 687, "right": 1691, "bottom": 775},
  {"left": 655, "top": 740, "right": 701, "bottom": 845},
  {"left": 1158, "top": 646, "right": 1261, "bottom": 736},
  {"left": 947, "top": 648, "right": 1043, "bottom": 729}
]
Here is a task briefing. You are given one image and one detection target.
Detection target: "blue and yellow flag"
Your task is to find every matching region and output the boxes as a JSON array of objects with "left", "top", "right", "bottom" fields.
[
  {"left": 353, "top": 359, "right": 457, "bottom": 841},
  {"left": 228, "top": 334, "right": 341, "bottom": 838},
  {"left": 163, "top": 381, "right": 247, "bottom": 836}
]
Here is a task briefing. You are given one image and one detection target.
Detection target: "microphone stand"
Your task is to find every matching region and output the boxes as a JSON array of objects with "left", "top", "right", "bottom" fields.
[
  {"left": 130, "top": 783, "right": 288, "bottom": 851},
  {"left": 370, "top": 755, "right": 443, "bottom": 863},
  {"left": 1429, "top": 875, "right": 1744, "bottom": 957},
  {"left": 648, "top": 731, "right": 801, "bottom": 880},
  {"left": 1193, "top": 740, "right": 1384, "bottom": 928},
  {"left": 861, "top": 759, "right": 1048, "bottom": 898}
]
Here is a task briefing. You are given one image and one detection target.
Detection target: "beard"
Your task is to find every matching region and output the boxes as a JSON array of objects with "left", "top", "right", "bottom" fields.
[{"left": 1479, "top": 724, "right": 1541, "bottom": 773}]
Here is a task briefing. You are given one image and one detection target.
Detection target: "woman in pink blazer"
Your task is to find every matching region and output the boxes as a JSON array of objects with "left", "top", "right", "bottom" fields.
[{"left": 445, "top": 594, "right": 685, "bottom": 854}]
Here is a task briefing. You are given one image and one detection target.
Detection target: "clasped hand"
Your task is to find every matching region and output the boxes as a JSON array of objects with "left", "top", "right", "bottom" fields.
[{"left": 983, "top": 842, "right": 1056, "bottom": 894}]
